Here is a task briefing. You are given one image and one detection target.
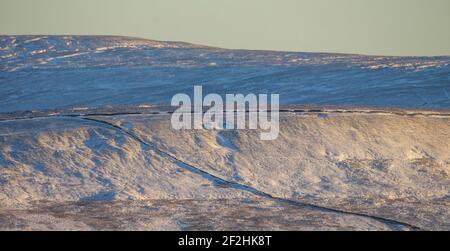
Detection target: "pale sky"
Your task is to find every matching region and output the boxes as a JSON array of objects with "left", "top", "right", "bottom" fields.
[{"left": 1, "top": 0, "right": 449, "bottom": 56}]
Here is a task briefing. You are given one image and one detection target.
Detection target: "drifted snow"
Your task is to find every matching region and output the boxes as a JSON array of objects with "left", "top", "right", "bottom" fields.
[
  {"left": 0, "top": 36, "right": 449, "bottom": 230},
  {"left": 0, "top": 107, "right": 449, "bottom": 230}
]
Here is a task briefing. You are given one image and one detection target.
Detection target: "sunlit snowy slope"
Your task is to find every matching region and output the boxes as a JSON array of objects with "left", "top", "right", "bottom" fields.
[{"left": 0, "top": 36, "right": 449, "bottom": 230}]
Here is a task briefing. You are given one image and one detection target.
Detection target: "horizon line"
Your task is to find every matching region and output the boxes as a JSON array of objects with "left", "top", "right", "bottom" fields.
[{"left": 2, "top": 34, "right": 450, "bottom": 58}]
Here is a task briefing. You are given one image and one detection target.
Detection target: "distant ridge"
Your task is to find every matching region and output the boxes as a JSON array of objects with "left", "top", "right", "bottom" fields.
[{"left": 1, "top": 35, "right": 449, "bottom": 112}]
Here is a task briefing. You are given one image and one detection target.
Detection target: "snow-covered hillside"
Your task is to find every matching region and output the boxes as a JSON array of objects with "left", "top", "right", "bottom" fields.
[
  {"left": 0, "top": 36, "right": 449, "bottom": 230},
  {"left": 0, "top": 106, "right": 449, "bottom": 230},
  {"left": 1, "top": 36, "right": 449, "bottom": 112}
]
